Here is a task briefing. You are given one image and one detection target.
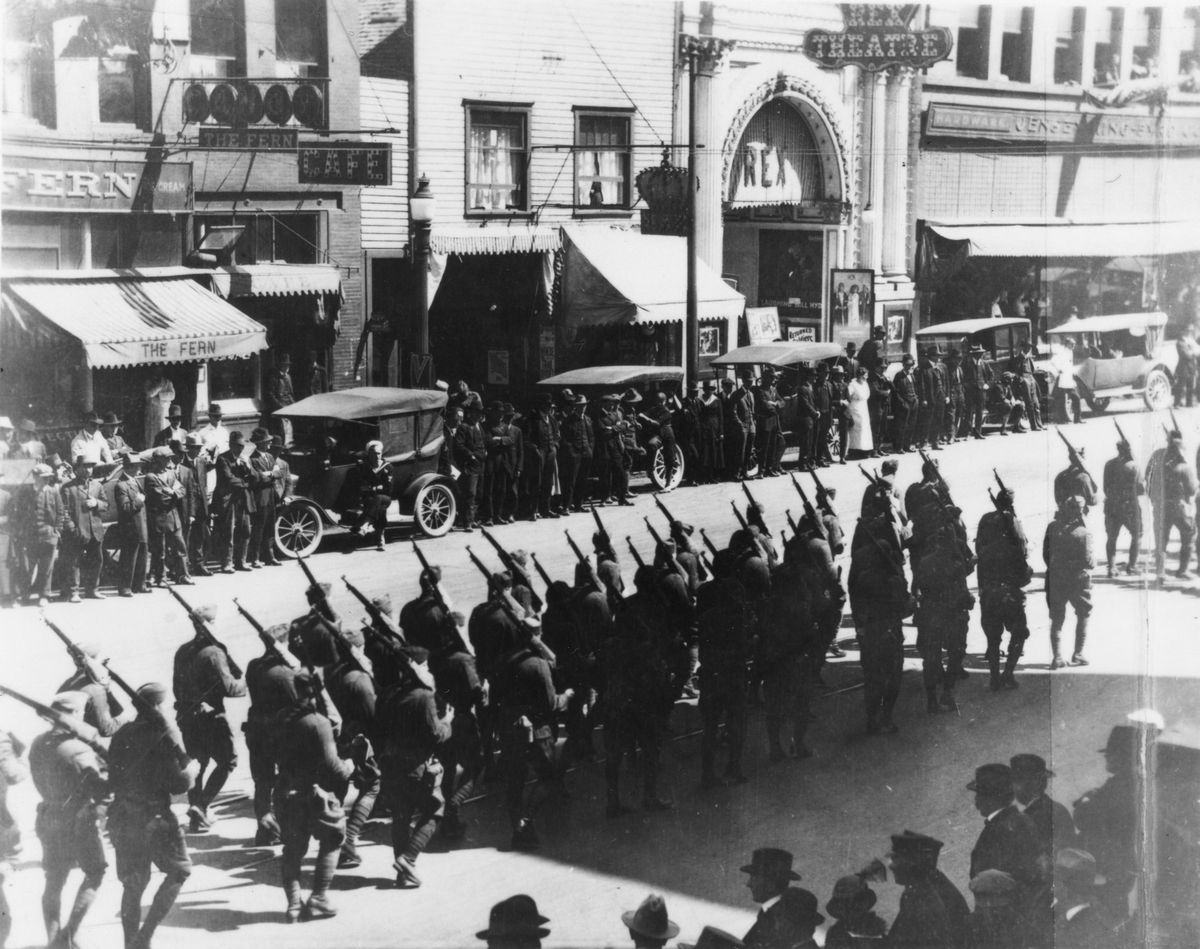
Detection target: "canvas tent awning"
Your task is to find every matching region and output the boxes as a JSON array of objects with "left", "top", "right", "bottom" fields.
[
  {"left": 916, "top": 219, "right": 1200, "bottom": 289},
  {"left": 3, "top": 270, "right": 268, "bottom": 368},
  {"left": 562, "top": 226, "right": 745, "bottom": 327}
]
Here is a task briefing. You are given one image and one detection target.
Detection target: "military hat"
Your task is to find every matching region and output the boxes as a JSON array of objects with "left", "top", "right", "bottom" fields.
[
  {"left": 420, "top": 567, "right": 442, "bottom": 587},
  {"left": 341, "top": 625, "right": 366, "bottom": 649},
  {"left": 889, "top": 830, "right": 943, "bottom": 862},
  {"left": 250, "top": 426, "right": 271, "bottom": 443},
  {"left": 1054, "top": 848, "right": 1101, "bottom": 886},
  {"left": 880, "top": 459, "right": 898, "bottom": 476},
  {"left": 967, "top": 763, "right": 1014, "bottom": 798},
  {"left": 620, "top": 387, "right": 643, "bottom": 404},
  {"left": 136, "top": 682, "right": 169, "bottom": 706},
  {"left": 969, "top": 869, "right": 1018, "bottom": 907},
  {"left": 51, "top": 691, "right": 89, "bottom": 718},
  {"left": 622, "top": 894, "right": 680, "bottom": 941},
  {"left": 475, "top": 895, "right": 550, "bottom": 941},
  {"left": 1009, "top": 753, "right": 1053, "bottom": 778},
  {"left": 168, "top": 404, "right": 183, "bottom": 418},
  {"left": 678, "top": 927, "right": 745, "bottom": 949},
  {"left": 740, "top": 847, "right": 801, "bottom": 881},
  {"left": 826, "top": 874, "right": 877, "bottom": 917}
]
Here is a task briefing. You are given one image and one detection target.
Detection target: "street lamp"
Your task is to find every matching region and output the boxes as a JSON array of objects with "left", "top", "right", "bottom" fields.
[{"left": 409, "top": 173, "right": 436, "bottom": 387}]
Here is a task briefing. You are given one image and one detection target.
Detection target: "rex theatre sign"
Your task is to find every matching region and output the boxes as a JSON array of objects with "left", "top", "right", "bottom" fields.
[
  {"left": 803, "top": 5, "right": 952, "bottom": 72},
  {"left": 1, "top": 157, "right": 192, "bottom": 213}
]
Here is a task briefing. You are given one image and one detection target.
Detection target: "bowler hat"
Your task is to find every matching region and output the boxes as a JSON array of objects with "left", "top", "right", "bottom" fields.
[
  {"left": 101, "top": 411, "right": 122, "bottom": 425},
  {"left": 1009, "top": 754, "right": 1054, "bottom": 778},
  {"left": 475, "top": 895, "right": 550, "bottom": 940},
  {"left": 622, "top": 894, "right": 680, "bottom": 941},
  {"left": 889, "top": 830, "right": 944, "bottom": 862},
  {"left": 621, "top": 387, "right": 643, "bottom": 404},
  {"left": 168, "top": 404, "right": 183, "bottom": 418},
  {"left": 740, "top": 847, "right": 801, "bottom": 881},
  {"left": 967, "top": 763, "right": 1014, "bottom": 798},
  {"left": 678, "top": 926, "right": 745, "bottom": 949}
]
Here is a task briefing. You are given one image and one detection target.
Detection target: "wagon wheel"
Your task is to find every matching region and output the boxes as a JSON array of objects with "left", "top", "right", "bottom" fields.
[
  {"left": 826, "top": 417, "right": 842, "bottom": 463},
  {"left": 274, "top": 500, "right": 324, "bottom": 559},
  {"left": 649, "top": 444, "right": 685, "bottom": 491},
  {"left": 414, "top": 482, "right": 456, "bottom": 537}
]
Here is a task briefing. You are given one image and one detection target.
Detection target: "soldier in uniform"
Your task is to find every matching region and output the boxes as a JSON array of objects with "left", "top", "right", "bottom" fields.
[
  {"left": 1150, "top": 429, "right": 1196, "bottom": 580},
  {"left": 523, "top": 392, "right": 561, "bottom": 519},
  {"left": 214, "top": 430, "right": 254, "bottom": 571},
  {"left": 885, "top": 830, "right": 970, "bottom": 949},
  {"left": 145, "top": 446, "right": 191, "bottom": 586},
  {"left": 376, "top": 646, "right": 452, "bottom": 887},
  {"left": 400, "top": 566, "right": 453, "bottom": 654},
  {"left": 114, "top": 451, "right": 149, "bottom": 597},
  {"left": 1043, "top": 496, "right": 1094, "bottom": 669},
  {"left": 431, "top": 611, "right": 483, "bottom": 840},
  {"left": 289, "top": 583, "right": 342, "bottom": 671},
  {"left": 1054, "top": 447, "right": 1098, "bottom": 513},
  {"left": 596, "top": 394, "right": 632, "bottom": 505},
  {"left": 976, "top": 487, "right": 1033, "bottom": 690},
  {"left": 244, "top": 623, "right": 298, "bottom": 846},
  {"left": 60, "top": 456, "right": 108, "bottom": 602},
  {"left": 346, "top": 439, "right": 392, "bottom": 551},
  {"left": 594, "top": 530, "right": 625, "bottom": 612},
  {"left": 107, "top": 682, "right": 198, "bottom": 949},
  {"left": 273, "top": 670, "right": 354, "bottom": 921},
  {"left": 172, "top": 604, "right": 247, "bottom": 832},
  {"left": 468, "top": 571, "right": 524, "bottom": 774},
  {"left": 558, "top": 394, "right": 593, "bottom": 513},
  {"left": 793, "top": 513, "right": 845, "bottom": 674},
  {"left": 1009, "top": 338, "right": 1044, "bottom": 431},
  {"left": 29, "top": 691, "right": 109, "bottom": 949},
  {"left": 912, "top": 513, "right": 973, "bottom": 712},
  {"left": 561, "top": 564, "right": 609, "bottom": 760},
  {"left": 57, "top": 642, "right": 127, "bottom": 738},
  {"left": 1102, "top": 436, "right": 1144, "bottom": 576}
]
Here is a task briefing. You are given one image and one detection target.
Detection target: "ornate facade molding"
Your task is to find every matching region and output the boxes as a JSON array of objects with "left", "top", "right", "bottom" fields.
[
  {"left": 720, "top": 71, "right": 851, "bottom": 205},
  {"left": 678, "top": 35, "right": 737, "bottom": 78}
]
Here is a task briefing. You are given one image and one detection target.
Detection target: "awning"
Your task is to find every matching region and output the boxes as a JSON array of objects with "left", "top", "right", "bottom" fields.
[
  {"left": 711, "top": 341, "right": 844, "bottom": 368},
  {"left": 275, "top": 386, "right": 447, "bottom": 419},
  {"left": 3, "top": 272, "right": 268, "bottom": 368},
  {"left": 537, "top": 365, "right": 685, "bottom": 387},
  {"left": 562, "top": 226, "right": 745, "bottom": 327},
  {"left": 916, "top": 219, "right": 1200, "bottom": 289},
  {"left": 430, "top": 225, "right": 561, "bottom": 256},
  {"left": 207, "top": 264, "right": 343, "bottom": 299}
]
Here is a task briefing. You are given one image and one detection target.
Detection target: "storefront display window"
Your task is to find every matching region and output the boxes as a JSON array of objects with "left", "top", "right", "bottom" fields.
[
  {"left": 207, "top": 355, "right": 257, "bottom": 402},
  {"left": 196, "top": 213, "right": 320, "bottom": 264}
]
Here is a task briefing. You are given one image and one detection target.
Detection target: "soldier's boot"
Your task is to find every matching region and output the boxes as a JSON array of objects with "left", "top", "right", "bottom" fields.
[
  {"left": 1001, "top": 643, "right": 1023, "bottom": 689},
  {"left": 135, "top": 872, "right": 186, "bottom": 948},
  {"left": 925, "top": 687, "right": 941, "bottom": 713},
  {"left": 1071, "top": 616, "right": 1089, "bottom": 666},
  {"left": 303, "top": 849, "right": 339, "bottom": 919},
  {"left": 42, "top": 881, "right": 63, "bottom": 948},
  {"left": 254, "top": 814, "right": 281, "bottom": 847},
  {"left": 987, "top": 651, "right": 1002, "bottom": 691},
  {"left": 283, "top": 879, "right": 303, "bottom": 924},
  {"left": 119, "top": 884, "right": 146, "bottom": 949},
  {"left": 339, "top": 790, "right": 376, "bottom": 868},
  {"left": 939, "top": 686, "right": 958, "bottom": 711},
  {"left": 58, "top": 874, "right": 101, "bottom": 946},
  {"left": 1049, "top": 626, "right": 1067, "bottom": 669}
]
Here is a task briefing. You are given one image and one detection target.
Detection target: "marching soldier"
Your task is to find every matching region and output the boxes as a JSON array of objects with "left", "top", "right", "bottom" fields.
[
  {"left": 400, "top": 566, "right": 453, "bottom": 654},
  {"left": 29, "top": 691, "right": 109, "bottom": 949},
  {"left": 289, "top": 583, "right": 342, "bottom": 671},
  {"left": 57, "top": 642, "right": 128, "bottom": 738},
  {"left": 562, "top": 564, "right": 609, "bottom": 760},
  {"left": 1102, "top": 436, "right": 1144, "bottom": 576},
  {"left": 760, "top": 537, "right": 818, "bottom": 763},
  {"left": 107, "top": 682, "right": 198, "bottom": 949},
  {"left": 594, "top": 530, "right": 625, "bottom": 611},
  {"left": 1043, "top": 496, "right": 1094, "bottom": 669},
  {"left": 976, "top": 487, "right": 1033, "bottom": 690},
  {"left": 885, "top": 830, "right": 971, "bottom": 949},
  {"left": 244, "top": 623, "right": 298, "bottom": 846},
  {"left": 1054, "top": 446, "right": 1098, "bottom": 513},
  {"left": 1150, "top": 429, "right": 1196, "bottom": 580},
  {"left": 468, "top": 571, "right": 524, "bottom": 773},
  {"left": 696, "top": 551, "right": 752, "bottom": 787},
  {"left": 792, "top": 513, "right": 844, "bottom": 674},
  {"left": 431, "top": 612, "right": 484, "bottom": 840},
  {"left": 172, "top": 604, "right": 247, "bottom": 832},
  {"left": 274, "top": 670, "right": 354, "bottom": 921},
  {"left": 912, "top": 512, "right": 974, "bottom": 713},
  {"left": 376, "top": 646, "right": 451, "bottom": 887}
]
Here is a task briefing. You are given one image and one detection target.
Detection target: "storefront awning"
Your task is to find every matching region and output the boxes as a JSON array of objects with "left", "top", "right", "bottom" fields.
[
  {"left": 3, "top": 272, "right": 268, "bottom": 368},
  {"left": 917, "top": 219, "right": 1200, "bottom": 289},
  {"left": 207, "top": 264, "right": 343, "bottom": 299},
  {"left": 430, "top": 225, "right": 561, "bottom": 256},
  {"left": 562, "top": 226, "right": 745, "bottom": 327}
]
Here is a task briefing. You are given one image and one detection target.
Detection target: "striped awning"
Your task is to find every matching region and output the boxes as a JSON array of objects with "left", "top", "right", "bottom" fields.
[
  {"left": 207, "top": 264, "right": 343, "bottom": 299},
  {"left": 430, "top": 225, "right": 561, "bottom": 256},
  {"left": 3, "top": 272, "right": 267, "bottom": 368}
]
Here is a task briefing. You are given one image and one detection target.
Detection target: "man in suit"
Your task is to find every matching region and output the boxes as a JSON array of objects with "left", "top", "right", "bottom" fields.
[
  {"left": 963, "top": 344, "right": 994, "bottom": 439},
  {"left": 886, "top": 830, "right": 971, "bottom": 948},
  {"left": 145, "top": 446, "right": 192, "bottom": 586},
  {"left": 968, "top": 763, "right": 1043, "bottom": 930},
  {"left": 752, "top": 369, "right": 785, "bottom": 477},
  {"left": 793, "top": 368, "right": 820, "bottom": 472},
  {"left": 890, "top": 354, "right": 919, "bottom": 453},
  {"left": 1012, "top": 753, "right": 1076, "bottom": 858},
  {"left": 182, "top": 433, "right": 212, "bottom": 575},
  {"left": 60, "top": 456, "right": 108, "bottom": 602},
  {"left": 1052, "top": 849, "right": 1120, "bottom": 949},
  {"left": 114, "top": 450, "right": 149, "bottom": 596},
  {"left": 558, "top": 395, "right": 593, "bottom": 513},
  {"left": 214, "top": 430, "right": 254, "bottom": 571},
  {"left": 245, "top": 428, "right": 281, "bottom": 566},
  {"left": 153, "top": 404, "right": 186, "bottom": 449},
  {"left": 740, "top": 847, "right": 823, "bottom": 949}
]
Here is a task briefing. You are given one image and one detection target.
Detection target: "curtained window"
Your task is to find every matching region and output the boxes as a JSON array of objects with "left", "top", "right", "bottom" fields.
[
  {"left": 574, "top": 111, "right": 631, "bottom": 209},
  {"left": 728, "top": 100, "right": 824, "bottom": 207},
  {"left": 466, "top": 105, "right": 529, "bottom": 213},
  {"left": 275, "top": 0, "right": 326, "bottom": 75}
]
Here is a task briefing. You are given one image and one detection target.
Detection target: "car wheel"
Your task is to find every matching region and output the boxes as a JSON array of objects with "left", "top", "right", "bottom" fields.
[
  {"left": 1144, "top": 367, "right": 1173, "bottom": 411},
  {"left": 414, "top": 482, "right": 456, "bottom": 537},
  {"left": 1088, "top": 397, "right": 1110, "bottom": 414},
  {"left": 274, "top": 500, "right": 323, "bottom": 559},
  {"left": 649, "top": 445, "right": 685, "bottom": 491},
  {"left": 826, "top": 417, "right": 841, "bottom": 461}
]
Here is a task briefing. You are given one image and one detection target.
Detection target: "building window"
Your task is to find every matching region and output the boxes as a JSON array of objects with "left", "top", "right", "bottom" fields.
[
  {"left": 1094, "top": 7, "right": 1124, "bottom": 83},
  {"left": 1128, "top": 7, "right": 1161, "bottom": 78},
  {"left": 98, "top": 56, "right": 136, "bottom": 123},
  {"left": 191, "top": 0, "right": 243, "bottom": 75},
  {"left": 466, "top": 104, "right": 529, "bottom": 214},
  {"left": 999, "top": 7, "right": 1033, "bottom": 82},
  {"left": 197, "top": 213, "right": 320, "bottom": 264},
  {"left": 1052, "top": 7, "right": 1086, "bottom": 84},
  {"left": 275, "top": 0, "right": 326, "bottom": 76},
  {"left": 956, "top": 5, "right": 989, "bottom": 79},
  {"left": 1182, "top": 7, "right": 1200, "bottom": 76},
  {"left": 574, "top": 111, "right": 631, "bottom": 209}
]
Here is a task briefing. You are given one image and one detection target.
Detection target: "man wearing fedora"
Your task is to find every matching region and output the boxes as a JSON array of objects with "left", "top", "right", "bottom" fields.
[
  {"left": 522, "top": 392, "right": 561, "bottom": 519},
  {"left": 890, "top": 354, "right": 918, "bottom": 453},
  {"left": 264, "top": 352, "right": 295, "bottom": 445},
  {"left": 968, "top": 763, "right": 1043, "bottom": 928},
  {"left": 181, "top": 433, "right": 213, "bottom": 575},
  {"left": 1011, "top": 753, "right": 1076, "bottom": 859},
  {"left": 60, "top": 456, "right": 108, "bottom": 603},
  {"left": 100, "top": 411, "right": 129, "bottom": 455},
  {"left": 558, "top": 394, "right": 593, "bottom": 513},
  {"left": 69, "top": 411, "right": 113, "bottom": 467},
  {"left": 476, "top": 894, "right": 550, "bottom": 949},
  {"left": 963, "top": 343, "right": 994, "bottom": 439},
  {"left": 114, "top": 450, "right": 150, "bottom": 597},
  {"left": 17, "top": 418, "right": 46, "bottom": 461},
  {"left": 153, "top": 404, "right": 187, "bottom": 449},
  {"left": 1053, "top": 849, "right": 1120, "bottom": 948},
  {"left": 146, "top": 446, "right": 192, "bottom": 586},
  {"left": 25, "top": 462, "right": 65, "bottom": 606},
  {"left": 823, "top": 874, "right": 886, "bottom": 948},
  {"left": 886, "top": 829, "right": 970, "bottom": 948},
  {"left": 622, "top": 893, "right": 679, "bottom": 949},
  {"left": 246, "top": 428, "right": 282, "bottom": 566},
  {"left": 751, "top": 368, "right": 784, "bottom": 477},
  {"left": 740, "top": 847, "right": 822, "bottom": 949}
]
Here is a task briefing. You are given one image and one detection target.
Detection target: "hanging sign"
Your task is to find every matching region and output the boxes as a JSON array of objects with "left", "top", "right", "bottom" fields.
[
  {"left": 298, "top": 142, "right": 392, "bottom": 185},
  {"left": 803, "top": 5, "right": 952, "bottom": 72}
]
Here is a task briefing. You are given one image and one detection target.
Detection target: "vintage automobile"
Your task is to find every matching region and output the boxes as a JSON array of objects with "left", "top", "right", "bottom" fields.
[
  {"left": 711, "top": 341, "right": 846, "bottom": 462},
  {"left": 537, "top": 365, "right": 686, "bottom": 490},
  {"left": 271, "top": 387, "right": 457, "bottom": 557},
  {"left": 905, "top": 316, "right": 1051, "bottom": 425},
  {"left": 1044, "top": 311, "right": 1176, "bottom": 412}
]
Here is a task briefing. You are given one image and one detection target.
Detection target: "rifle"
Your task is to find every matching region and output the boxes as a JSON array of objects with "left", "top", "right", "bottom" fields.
[
  {"left": 529, "top": 552, "right": 554, "bottom": 590},
  {"left": 233, "top": 598, "right": 301, "bottom": 668},
  {"left": 919, "top": 449, "right": 957, "bottom": 508},
  {"left": 297, "top": 554, "right": 339, "bottom": 620},
  {"left": 100, "top": 659, "right": 191, "bottom": 763},
  {"left": 785, "top": 508, "right": 799, "bottom": 535},
  {"left": 40, "top": 613, "right": 119, "bottom": 704},
  {"left": 859, "top": 464, "right": 884, "bottom": 489},
  {"left": 481, "top": 527, "right": 543, "bottom": 611},
  {"left": 698, "top": 527, "right": 719, "bottom": 558},
  {"left": 412, "top": 541, "right": 451, "bottom": 613},
  {"left": 653, "top": 494, "right": 680, "bottom": 530},
  {"left": 591, "top": 506, "right": 611, "bottom": 552},
  {"left": 565, "top": 530, "right": 604, "bottom": 594},
  {"left": 644, "top": 516, "right": 686, "bottom": 581},
  {"left": 466, "top": 546, "right": 556, "bottom": 665},
  {"left": 791, "top": 477, "right": 828, "bottom": 541},
  {"left": 626, "top": 536, "right": 646, "bottom": 570},
  {"left": 168, "top": 586, "right": 243, "bottom": 678},
  {"left": 731, "top": 500, "right": 749, "bottom": 531},
  {"left": 1170, "top": 408, "right": 1182, "bottom": 435},
  {"left": 0, "top": 683, "right": 108, "bottom": 758},
  {"left": 993, "top": 468, "right": 1009, "bottom": 496},
  {"left": 342, "top": 577, "right": 406, "bottom": 644},
  {"left": 1056, "top": 428, "right": 1097, "bottom": 490},
  {"left": 699, "top": 550, "right": 713, "bottom": 575},
  {"left": 809, "top": 468, "right": 836, "bottom": 516},
  {"left": 1113, "top": 419, "right": 1131, "bottom": 447},
  {"left": 741, "top": 481, "right": 771, "bottom": 536}
]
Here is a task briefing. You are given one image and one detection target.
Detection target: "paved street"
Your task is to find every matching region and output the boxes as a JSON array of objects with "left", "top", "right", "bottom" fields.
[{"left": 4, "top": 401, "right": 1200, "bottom": 948}]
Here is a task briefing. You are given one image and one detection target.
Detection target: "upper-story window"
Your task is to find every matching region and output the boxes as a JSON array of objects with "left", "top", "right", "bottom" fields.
[
  {"left": 197, "top": 213, "right": 321, "bottom": 264},
  {"left": 1127, "top": 7, "right": 1162, "bottom": 77},
  {"left": 998, "top": 7, "right": 1033, "bottom": 82},
  {"left": 98, "top": 55, "right": 136, "bottom": 123},
  {"left": 275, "top": 0, "right": 326, "bottom": 77},
  {"left": 1052, "top": 7, "right": 1086, "bottom": 84},
  {"left": 191, "top": 0, "right": 243, "bottom": 77},
  {"left": 3, "top": 31, "right": 55, "bottom": 125},
  {"left": 1182, "top": 7, "right": 1200, "bottom": 76},
  {"left": 955, "top": 5, "right": 989, "bottom": 79},
  {"left": 574, "top": 110, "right": 632, "bottom": 210},
  {"left": 1093, "top": 7, "right": 1124, "bottom": 83},
  {"left": 466, "top": 104, "right": 530, "bottom": 214}
]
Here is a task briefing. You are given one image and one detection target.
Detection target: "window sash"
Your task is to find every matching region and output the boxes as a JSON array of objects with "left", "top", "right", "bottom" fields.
[
  {"left": 466, "top": 108, "right": 528, "bottom": 212},
  {"left": 574, "top": 113, "right": 630, "bottom": 208}
]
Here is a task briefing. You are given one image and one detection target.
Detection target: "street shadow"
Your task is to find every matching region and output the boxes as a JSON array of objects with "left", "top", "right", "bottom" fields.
[{"left": 168, "top": 902, "right": 284, "bottom": 932}]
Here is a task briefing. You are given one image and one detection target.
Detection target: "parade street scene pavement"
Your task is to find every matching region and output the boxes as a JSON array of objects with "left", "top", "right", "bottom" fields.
[{"left": 3, "top": 400, "right": 1198, "bottom": 949}]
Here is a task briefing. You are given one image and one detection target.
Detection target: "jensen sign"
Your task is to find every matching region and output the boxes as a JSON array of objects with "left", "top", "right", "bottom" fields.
[
  {"left": 804, "top": 4, "right": 952, "bottom": 72},
  {"left": 1, "top": 157, "right": 192, "bottom": 213}
]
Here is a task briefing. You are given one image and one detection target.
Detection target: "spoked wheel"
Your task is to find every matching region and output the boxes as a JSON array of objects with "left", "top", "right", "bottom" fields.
[
  {"left": 274, "top": 500, "right": 324, "bottom": 559},
  {"left": 1143, "top": 367, "right": 1173, "bottom": 411},
  {"left": 414, "top": 482, "right": 456, "bottom": 537},
  {"left": 649, "top": 444, "right": 685, "bottom": 491},
  {"left": 827, "top": 417, "right": 842, "bottom": 462},
  {"left": 1088, "top": 397, "right": 1110, "bottom": 414}
]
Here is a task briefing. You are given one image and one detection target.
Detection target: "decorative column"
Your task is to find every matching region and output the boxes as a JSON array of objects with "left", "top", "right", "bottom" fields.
[
  {"left": 882, "top": 69, "right": 912, "bottom": 277},
  {"left": 680, "top": 35, "right": 735, "bottom": 272},
  {"left": 864, "top": 70, "right": 889, "bottom": 274}
]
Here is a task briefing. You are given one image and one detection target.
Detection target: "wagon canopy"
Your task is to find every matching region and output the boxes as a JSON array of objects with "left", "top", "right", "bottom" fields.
[
  {"left": 711, "top": 341, "right": 844, "bottom": 368},
  {"left": 274, "top": 387, "right": 447, "bottom": 420}
]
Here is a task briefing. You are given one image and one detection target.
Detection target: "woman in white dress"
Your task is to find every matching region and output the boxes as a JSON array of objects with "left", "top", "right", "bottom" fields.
[
  {"left": 846, "top": 365, "right": 873, "bottom": 456},
  {"left": 847, "top": 284, "right": 861, "bottom": 327}
]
